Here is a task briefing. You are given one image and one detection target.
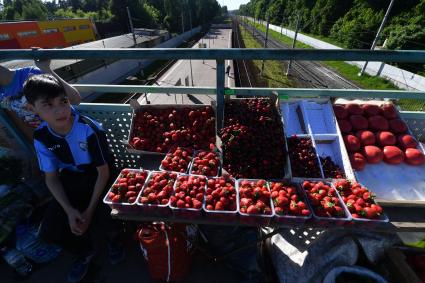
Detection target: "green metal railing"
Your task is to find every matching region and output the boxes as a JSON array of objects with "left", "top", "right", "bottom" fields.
[{"left": 1, "top": 48, "right": 425, "bottom": 165}]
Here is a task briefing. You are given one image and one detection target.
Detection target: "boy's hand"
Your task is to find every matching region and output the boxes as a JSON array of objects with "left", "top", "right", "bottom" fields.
[
  {"left": 67, "top": 207, "right": 84, "bottom": 236},
  {"left": 34, "top": 59, "right": 52, "bottom": 73},
  {"left": 78, "top": 209, "right": 94, "bottom": 235}
]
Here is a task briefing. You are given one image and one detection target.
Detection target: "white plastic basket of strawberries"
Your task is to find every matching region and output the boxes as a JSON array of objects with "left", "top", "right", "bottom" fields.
[{"left": 103, "top": 168, "right": 149, "bottom": 212}]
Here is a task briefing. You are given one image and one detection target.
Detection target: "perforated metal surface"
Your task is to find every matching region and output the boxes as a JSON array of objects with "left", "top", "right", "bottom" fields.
[{"left": 76, "top": 104, "right": 142, "bottom": 170}]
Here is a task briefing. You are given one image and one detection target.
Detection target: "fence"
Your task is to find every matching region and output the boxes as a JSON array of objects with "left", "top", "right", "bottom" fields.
[{"left": 1, "top": 47, "right": 425, "bottom": 169}]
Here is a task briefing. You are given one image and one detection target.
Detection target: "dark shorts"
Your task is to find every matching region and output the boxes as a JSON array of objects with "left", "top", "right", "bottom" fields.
[{"left": 38, "top": 169, "right": 120, "bottom": 256}]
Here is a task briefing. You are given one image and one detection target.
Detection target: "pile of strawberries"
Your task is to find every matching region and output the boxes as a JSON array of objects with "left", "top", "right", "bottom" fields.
[
  {"left": 269, "top": 181, "right": 310, "bottom": 216},
  {"left": 108, "top": 169, "right": 148, "bottom": 203},
  {"left": 320, "top": 156, "right": 346, "bottom": 179},
  {"left": 160, "top": 147, "right": 193, "bottom": 173},
  {"left": 220, "top": 98, "right": 286, "bottom": 179},
  {"left": 139, "top": 171, "right": 177, "bottom": 205},
  {"left": 190, "top": 151, "right": 220, "bottom": 176},
  {"left": 170, "top": 175, "right": 206, "bottom": 209},
  {"left": 130, "top": 106, "right": 215, "bottom": 153},
  {"left": 334, "top": 102, "right": 425, "bottom": 170},
  {"left": 238, "top": 179, "right": 272, "bottom": 215},
  {"left": 334, "top": 179, "right": 383, "bottom": 219},
  {"left": 287, "top": 136, "right": 322, "bottom": 178},
  {"left": 302, "top": 180, "right": 346, "bottom": 218},
  {"left": 205, "top": 176, "right": 237, "bottom": 211}
]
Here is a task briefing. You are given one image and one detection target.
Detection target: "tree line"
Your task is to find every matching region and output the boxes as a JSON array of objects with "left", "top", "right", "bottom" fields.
[
  {"left": 0, "top": 0, "right": 223, "bottom": 33},
  {"left": 238, "top": 0, "right": 425, "bottom": 74}
]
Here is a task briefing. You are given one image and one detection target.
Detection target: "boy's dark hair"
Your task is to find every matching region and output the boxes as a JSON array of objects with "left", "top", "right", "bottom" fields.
[{"left": 23, "top": 74, "right": 65, "bottom": 105}]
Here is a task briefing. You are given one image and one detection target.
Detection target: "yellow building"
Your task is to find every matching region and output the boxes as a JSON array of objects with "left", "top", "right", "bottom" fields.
[{"left": 38, "top": 19, "right": 97, "bottom": 46}]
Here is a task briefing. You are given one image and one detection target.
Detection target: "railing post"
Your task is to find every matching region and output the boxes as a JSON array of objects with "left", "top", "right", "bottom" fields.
[{"left": 216, "top": 59, "right": 225, "bottom": 131}]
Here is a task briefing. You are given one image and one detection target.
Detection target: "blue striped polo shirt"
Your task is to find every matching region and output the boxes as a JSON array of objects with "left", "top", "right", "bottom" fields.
[{"left": 33, "top": 110, "right": 110, "bottom": 173}]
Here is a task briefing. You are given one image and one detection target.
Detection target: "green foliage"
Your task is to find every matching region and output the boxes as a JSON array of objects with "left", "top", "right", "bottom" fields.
[
  {"left": 329, "top": 0, "right": 383, "bottom": 49},
  {"left": 109, "top": 0, "right": 220, "bottom": 33},
  {"left": 1, "top": 0, "right": 221, "bottom": 32},
  {"left": 238, "top": 0, "right": 425, "bottom": 74},
  {"left": 2, "top": 0, "right": 48, "bottom": 20},
  {"left": 54, "top": 7, "right": 111, "bottom": 21},
  {"left": 385, "top": 0, "right": 425, "bottom": 50},
  {"left": 242, "top": 18, "right": 400, "bottom": 91},
  {"left": 309, "top": 0, "right": 353, "bottom": 36}
]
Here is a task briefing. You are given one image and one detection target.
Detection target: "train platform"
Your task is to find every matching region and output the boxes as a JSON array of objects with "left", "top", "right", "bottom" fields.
[{"left": 139, "top": 28, "right": 235, "bottom": 105}]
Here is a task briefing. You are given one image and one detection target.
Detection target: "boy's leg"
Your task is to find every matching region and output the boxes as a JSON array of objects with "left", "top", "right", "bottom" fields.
[
  {"left": 89, "top": 193, "right": 125, "bottom": 264},
  {"left": 38, "top": 169, "right": 96, "bottom": 256},
  {"left": 38, "top": 199, "right": 93, "bottom": 255}
]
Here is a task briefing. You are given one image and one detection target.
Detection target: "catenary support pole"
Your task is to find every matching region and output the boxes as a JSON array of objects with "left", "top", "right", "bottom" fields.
[
  {"left": 181, "top": 11, "right": 185, "bottom": 33},
  {"left": 286, "top": 14, "right": 301, "bottom": 76},
  {"left": 126, "top": 7, "right": 137, "bottom": 46},
  {"left": 261, "top": 14, "right": 270, "bottom": 75},
  {"left": 216, "top": 60, "right": 225, "bottom": 131},
  {"left": 359, "top": 0, "right": 395, "bottom": 76}
]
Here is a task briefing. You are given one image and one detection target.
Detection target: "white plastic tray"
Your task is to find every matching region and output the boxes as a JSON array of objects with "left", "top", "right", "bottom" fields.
[
  {"left": 355, "top": 163, "right": 425, "bottom": 202},
  {"left": 280, "top": 102, "right": 308, "bottom": 136},
  {"left": 313, "top": 134, "right": 355, "bottom": 180},
  {"left": 334, "top": 99, "right": 425, "bottom": 203},
  {"left": 281, "top": 98, "right": 355, "bottom": 181},
  {"left": 303, "top": 101, "right": 337, "bottom": 134}
]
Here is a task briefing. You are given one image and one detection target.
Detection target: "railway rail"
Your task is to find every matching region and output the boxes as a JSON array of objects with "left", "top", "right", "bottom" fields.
[{"left": 237, "top": 18, "right": 360, "bottom": 90}]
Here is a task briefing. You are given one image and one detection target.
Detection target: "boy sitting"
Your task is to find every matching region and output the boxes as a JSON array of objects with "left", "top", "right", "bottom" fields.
[{"left": 23, "top": 74, "right": 123, "bottom": 283}]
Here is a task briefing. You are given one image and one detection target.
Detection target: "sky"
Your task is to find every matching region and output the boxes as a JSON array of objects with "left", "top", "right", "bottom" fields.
[{"left": 221, "top": 0, "right": 250, "bottom": 11}]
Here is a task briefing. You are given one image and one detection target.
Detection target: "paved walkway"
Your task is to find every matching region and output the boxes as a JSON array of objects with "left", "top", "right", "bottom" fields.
[{"left": 139, "top": 28, "right": 235, "bottom": 105}]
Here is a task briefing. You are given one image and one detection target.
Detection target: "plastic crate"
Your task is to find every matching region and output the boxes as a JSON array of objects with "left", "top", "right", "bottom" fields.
[
  {"left": 103, "top": 168, "right": 150, "bottom": 213},
  {"left": 136, "top": 171, "right": 177, "bottom": 216},
  {"left": 170, "top": 174, "right": 206, "bottom": 219},
  {"left": 125, "top": 101, "right": 216, "bottom": 155},
  {"left": 237, "top": 179, "right": 274, "bottom": 226},
  {"left": 268, "top": 180, "right": 312, "bottom": 225},
  {"left": 203, "top": 176, "right": 239, "bottom": 223}
]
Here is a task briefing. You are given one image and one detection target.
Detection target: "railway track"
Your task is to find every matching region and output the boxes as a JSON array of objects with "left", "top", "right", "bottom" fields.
[
  {"left": 120, "top": 60, "right": 177, "bottom": 104},
  {"left": 232, "top": 19, "right": 253, "bottom": 87},
  {"left": 238, "top": 18, "right": 360, "bottom": 90}
]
